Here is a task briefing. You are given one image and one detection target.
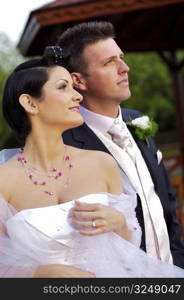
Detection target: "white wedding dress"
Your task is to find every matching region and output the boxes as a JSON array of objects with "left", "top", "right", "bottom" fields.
[
  {"left": 0, "top": 192, "right": 184, "bottom": 278},
  {"left": 0, "top": 148, "right": 184, "bottom": 278}
]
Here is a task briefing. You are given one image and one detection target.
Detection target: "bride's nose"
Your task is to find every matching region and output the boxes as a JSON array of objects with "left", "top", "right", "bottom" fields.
[{"left": 73, "top": 90, "right": 83, "bottom": 103}]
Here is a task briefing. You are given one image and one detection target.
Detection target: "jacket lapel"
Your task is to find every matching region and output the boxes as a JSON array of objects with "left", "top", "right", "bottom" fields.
[
  {"left": 65, "top": 123, "right": 111, "bottom": 153},
  {"left": 121, "top": 108, "right": 160, "bottom": 191}
]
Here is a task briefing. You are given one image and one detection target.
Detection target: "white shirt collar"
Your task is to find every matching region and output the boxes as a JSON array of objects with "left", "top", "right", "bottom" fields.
[{"left": 79, "top": 105, "right": 123, "bottom": 134}]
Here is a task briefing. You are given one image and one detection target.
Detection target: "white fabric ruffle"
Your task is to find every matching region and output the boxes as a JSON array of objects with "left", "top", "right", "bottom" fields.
[{"left": 0, "top": 192, "right": 184, "bottom": 277}]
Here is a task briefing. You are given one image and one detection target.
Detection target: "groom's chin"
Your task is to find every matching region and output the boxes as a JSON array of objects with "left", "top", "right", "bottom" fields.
[{"left": 121, "top": 91, "right": 131, "bottom": 103}]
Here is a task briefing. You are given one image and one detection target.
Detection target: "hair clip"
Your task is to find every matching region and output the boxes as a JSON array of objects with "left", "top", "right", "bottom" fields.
[
  {"left": 51, "top": 46, "right": 63, "bottom": 63},
  {"left": 43, "top": 46, "right": 63, "bottom": 64}
]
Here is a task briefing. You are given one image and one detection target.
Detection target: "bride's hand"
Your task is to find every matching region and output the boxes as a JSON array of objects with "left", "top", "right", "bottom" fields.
[
  {"left": 33, "top": 264, "right": 96, "bottom": 278},
  {"left": 70, "top": 201, "right": 131, "bottom": 240}
]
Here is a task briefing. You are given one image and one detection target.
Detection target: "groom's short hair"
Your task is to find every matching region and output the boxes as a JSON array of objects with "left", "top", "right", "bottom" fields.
[{"left": 57, "top": 21, "right": 115, "bottom": 73}]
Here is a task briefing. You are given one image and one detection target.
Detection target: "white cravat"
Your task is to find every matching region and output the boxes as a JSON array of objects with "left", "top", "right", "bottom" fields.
[
  {"left": 108, "top": 120, "right": 136, "bottom": 163},
  {"left": 107, "top": 120, "right": 172, "bottom": 263}
]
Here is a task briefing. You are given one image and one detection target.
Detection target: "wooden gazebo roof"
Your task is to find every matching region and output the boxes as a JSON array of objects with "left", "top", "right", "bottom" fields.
[{"left": 18, "top": 0, "right": 184, "bottom": 56}]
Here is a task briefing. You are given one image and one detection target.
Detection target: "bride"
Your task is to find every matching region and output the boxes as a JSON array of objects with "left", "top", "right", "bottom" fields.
[{"left": 0, "top": 46, "right": 184, "bottom": 278}]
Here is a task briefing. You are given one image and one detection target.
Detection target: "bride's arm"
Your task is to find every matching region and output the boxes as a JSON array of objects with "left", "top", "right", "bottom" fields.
[{"left": 33, "top": 264, "right": 95, "bottom": 278}]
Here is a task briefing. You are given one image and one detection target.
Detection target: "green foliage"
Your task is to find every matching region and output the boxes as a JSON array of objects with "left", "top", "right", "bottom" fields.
[
  {"left": 0, "top": 33, "right": 24, "bottom": 72},
  {"left": 0, "top": 33, "right": 25, "bottom": 149},
  {"left": 123, "top": 52, "right": 177, "bottom": 132}
]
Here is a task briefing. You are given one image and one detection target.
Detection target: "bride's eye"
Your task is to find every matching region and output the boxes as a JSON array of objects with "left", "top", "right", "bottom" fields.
[{"left": 58, "top": 84, "right": 67, "bottom": 90}]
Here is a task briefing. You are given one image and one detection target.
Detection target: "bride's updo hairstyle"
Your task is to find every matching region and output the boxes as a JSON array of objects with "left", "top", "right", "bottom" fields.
[{"left": 2, "top": 46, "right": 64, "bottom": 142}]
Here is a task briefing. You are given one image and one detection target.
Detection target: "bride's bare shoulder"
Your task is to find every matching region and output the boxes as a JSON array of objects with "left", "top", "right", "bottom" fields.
[
  {"left": 0, "top": 157, "right": 19, "bottom": 189},
  {"left": 68, "top": 145, "right": 118, "bottom": 169}
]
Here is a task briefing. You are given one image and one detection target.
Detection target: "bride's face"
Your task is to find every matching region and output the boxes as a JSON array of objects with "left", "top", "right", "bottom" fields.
[{"left": 37, "top": 66, "right": 83, "bottom": 131}]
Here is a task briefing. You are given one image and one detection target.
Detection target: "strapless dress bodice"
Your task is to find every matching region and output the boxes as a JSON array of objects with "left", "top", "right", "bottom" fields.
[
  {"left": 1, "top": 192, "right": 184, "bottom": 277},
  {"left": 5, "top": 193, "right": 143, "bottom": 275}
]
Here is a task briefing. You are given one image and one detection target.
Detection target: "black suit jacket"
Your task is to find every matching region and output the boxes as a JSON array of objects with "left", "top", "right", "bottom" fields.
[{"left": 63, "top": 108, "right": 184, "bottom": 268}]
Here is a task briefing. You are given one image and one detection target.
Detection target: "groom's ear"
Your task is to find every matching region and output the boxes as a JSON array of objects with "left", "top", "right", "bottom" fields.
[
  {"left": 19, "top": 94, "right": 39, "bottom": 115},
  {"left": 71, "top": 72, "right": 87, "bottom": 91}
]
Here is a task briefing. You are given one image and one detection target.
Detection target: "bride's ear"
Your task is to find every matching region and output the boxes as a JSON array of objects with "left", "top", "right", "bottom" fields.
[
  {"left": 19, "top": 94, "right": 39, "bottom": 115},
  {"left": 71, "top": 72, "right": 87, "bottom": 91}
]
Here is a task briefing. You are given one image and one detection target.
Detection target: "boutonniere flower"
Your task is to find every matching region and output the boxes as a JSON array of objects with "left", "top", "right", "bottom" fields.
[{"left": 126, "top": 115, "right": 158, "bottom": 147}]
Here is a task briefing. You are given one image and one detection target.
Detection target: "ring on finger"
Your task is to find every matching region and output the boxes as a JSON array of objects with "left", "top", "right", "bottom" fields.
[{"left": 92, "top": 220, "right": 96, "bottom": 228}]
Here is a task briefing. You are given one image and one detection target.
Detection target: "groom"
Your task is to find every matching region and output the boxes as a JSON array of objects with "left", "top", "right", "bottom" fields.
[{"left": 57, "top": 21, "right": 184, "bottom": 268}]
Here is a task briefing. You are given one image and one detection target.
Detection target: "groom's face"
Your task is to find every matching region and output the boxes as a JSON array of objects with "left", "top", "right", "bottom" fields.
[{"left": 80, "top": 38, "right": 131, "bottom": 104}]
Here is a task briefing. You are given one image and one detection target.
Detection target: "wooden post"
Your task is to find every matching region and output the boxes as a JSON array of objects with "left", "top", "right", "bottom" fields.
[
  {"left": 159, "top": 51, "right": 184, "bottom": 146},
  {"left": 159, "top": 50, "right": 184, "bottom": 184}
]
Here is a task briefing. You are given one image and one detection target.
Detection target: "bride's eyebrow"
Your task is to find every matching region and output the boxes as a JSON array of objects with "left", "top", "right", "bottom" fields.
[
  {"left": 55, "top": 79, "right": 69, "bottom": 84},
  {"left": 55, "top": 79, "right": 74, "bottom": 87}
]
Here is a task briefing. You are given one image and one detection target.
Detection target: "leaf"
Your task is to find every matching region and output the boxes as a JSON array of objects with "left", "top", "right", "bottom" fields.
[{"left": 126, "top": 116, "right": 159, "bottom": 146}]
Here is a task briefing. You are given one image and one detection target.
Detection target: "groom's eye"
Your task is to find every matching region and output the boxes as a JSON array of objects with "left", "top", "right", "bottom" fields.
[
  {"left": 120, "top": 54, "right": 124, "bottom": 61},
  {"left": 104, "top": 59, "right": 114, "bottom": 66}
]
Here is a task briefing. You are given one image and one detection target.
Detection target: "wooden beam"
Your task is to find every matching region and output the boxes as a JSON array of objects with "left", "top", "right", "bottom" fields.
[{"left": 31, "top": 0, "right": 184, "bottom": 26}]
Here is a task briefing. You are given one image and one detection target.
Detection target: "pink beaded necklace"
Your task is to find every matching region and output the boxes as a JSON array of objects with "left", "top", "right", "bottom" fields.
[{"left": 17, "top": 146, "right": 73, "bottom": 197}]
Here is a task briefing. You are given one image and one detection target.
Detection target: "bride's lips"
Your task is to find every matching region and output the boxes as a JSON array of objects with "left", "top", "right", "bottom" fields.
[{"left": 69, "top": 106, "right": 80, "bottom": 113}]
